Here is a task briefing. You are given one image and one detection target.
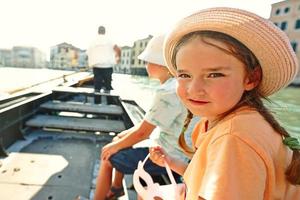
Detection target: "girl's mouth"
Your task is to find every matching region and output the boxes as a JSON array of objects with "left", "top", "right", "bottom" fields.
[{"left": 188, "top": 99, "right": 209, "bottom": 105}]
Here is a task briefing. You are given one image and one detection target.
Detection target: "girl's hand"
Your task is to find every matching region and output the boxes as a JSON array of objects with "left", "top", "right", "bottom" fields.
[
  {"left": 101, "top": 142, "right": 119, "bottom": 161},
  {"left": 149, "top": 146, "right": 172, "bottom": 167}
]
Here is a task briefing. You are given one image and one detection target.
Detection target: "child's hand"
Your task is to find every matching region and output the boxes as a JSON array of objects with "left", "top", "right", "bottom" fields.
[
  {"left": 101, "top": 142, "right": 119, "bottom": 161},
  {"left": 149, "top": 146, "right": 171, "bottom": 167}
]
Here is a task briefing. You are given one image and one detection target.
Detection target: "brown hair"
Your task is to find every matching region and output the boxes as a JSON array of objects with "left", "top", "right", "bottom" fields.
[
  {"left": 178, "top": 110, "right": 194, "bottom": 158},
  {"left": 174, "top": 31, "right": 300, "bottom": 185}
]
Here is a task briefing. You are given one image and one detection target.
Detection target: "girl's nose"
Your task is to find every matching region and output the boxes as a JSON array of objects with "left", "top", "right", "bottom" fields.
[{"left": 188, "top": 78, "right": 205, "bottom": 96}]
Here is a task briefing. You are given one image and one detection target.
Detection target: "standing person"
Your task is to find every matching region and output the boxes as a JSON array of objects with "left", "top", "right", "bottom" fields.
[
  {"left": 150, "top": 7, "right": 300, "bottom": 200},
  {"left": 93, "top": 34, "right": 195, "bottom": 200},
  {"left": 86, "top": 26, "right": 121, "bottom": 103}
]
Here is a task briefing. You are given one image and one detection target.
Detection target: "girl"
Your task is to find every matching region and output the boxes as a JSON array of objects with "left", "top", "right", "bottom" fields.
[{"left": 150, "top": 7, "right": 300, "bottom": 199}]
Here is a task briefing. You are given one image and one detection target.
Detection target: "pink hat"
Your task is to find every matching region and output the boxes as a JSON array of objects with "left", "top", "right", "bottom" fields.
[{"left": 164, "top": 7, "right": 299, "bottom": 96}]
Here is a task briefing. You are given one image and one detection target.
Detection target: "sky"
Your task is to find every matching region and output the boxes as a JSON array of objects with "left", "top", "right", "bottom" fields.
[{"left": 1, "top": 0, "right": 282, "bottom": 60}]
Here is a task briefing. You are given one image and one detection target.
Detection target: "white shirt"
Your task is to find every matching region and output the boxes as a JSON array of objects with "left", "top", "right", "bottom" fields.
[
  {"left": 86, "top": 34, "right": 116, "bottom": 68},
  {"left": 144, "top": 78, "right": 197, "bottom": 161}
]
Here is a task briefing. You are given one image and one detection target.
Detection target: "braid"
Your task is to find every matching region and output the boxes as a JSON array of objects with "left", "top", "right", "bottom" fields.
[
  {"left": 240, "top": 90, "right": 300, "bottom": 184},
  {"left": 178, "top": 110, "right": 195, "bottom": 157},
  {"left": 286, "top": 151, "right": 300, "bottom": 184}
]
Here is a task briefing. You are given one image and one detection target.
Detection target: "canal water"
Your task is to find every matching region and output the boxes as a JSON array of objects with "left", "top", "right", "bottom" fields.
[
  {"left": 0, "top": 67, "right": 299, "bottom": 138},
  {"left": 112, "top": 74, "right": 300, "bottom": 139}
]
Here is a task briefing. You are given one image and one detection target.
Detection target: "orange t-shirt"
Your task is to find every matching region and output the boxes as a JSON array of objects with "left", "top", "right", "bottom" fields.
[{"left": 183, "top": 107, "right": 300, "bottom": 200}]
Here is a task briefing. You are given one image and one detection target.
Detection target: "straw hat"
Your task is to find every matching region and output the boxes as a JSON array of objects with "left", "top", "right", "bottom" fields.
[
  {"left": 164, "top": 7, "right": 299, "bottom": 96},
  {"left": 138, "top": 34, "right": 167, "bottom": 67}
]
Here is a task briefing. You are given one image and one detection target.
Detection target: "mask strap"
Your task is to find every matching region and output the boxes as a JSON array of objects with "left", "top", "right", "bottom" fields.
[
  {"left": 133, "top": 153, "right": 178, "bottom": 200},
  {"left": 164, "top": 159, "right": 177, "bottom": 186}
]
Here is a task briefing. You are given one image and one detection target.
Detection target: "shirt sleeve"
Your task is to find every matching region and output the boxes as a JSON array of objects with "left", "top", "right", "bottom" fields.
[
  {"left": 198, "top": 134, "right": 267, "bottom": 200},
  {"left": 144, "top": 91, "right": 183, "bottom": 129}
]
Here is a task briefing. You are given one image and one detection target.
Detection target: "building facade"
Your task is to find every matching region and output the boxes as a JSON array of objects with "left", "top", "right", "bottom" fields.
[
  {"left": 270, "top": 0, "right": 300, "bottom": 84},
  {"left": 78, "top": 49, "right": 88, "bottom": 68},
  {"left": 12, "top": 46, "right": 46, "bottom": 68},
  {"left": 130, "top": 35, "right": 152, "bottom": 75},
  {"left": 0, "top": 49, "right": 12, "bottom": 67},
  {"left": 50, "top": 42, "right": 87, "bottom": 69},
  {"left": 117, "top": 35, "right": 152, "bottom": 76},
  {"left": 117, "top": 46, "right": 132, "bottom": 74}
]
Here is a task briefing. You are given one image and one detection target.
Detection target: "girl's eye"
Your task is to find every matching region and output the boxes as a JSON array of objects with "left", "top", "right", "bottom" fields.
[
  {"left": 177, "top": 73, "right": 191, "bottom": 78},
  {"left": 207, "top": 73, "right": 224, "bottom": 78}
]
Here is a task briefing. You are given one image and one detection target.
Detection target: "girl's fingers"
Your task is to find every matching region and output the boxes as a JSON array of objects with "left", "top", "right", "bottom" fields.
[
  {"left": 150, "top": 150, "right": 164, "bottom": 161},
  {"left": 150, "top": 147, "right": 163, "bottom": 156},
  {"left": 150, "top": 146, "right": 161, "bottom": 151}
]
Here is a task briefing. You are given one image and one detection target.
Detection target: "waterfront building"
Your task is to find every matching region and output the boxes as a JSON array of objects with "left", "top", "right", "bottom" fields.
[
  {"left": 0, "top": 49, "right": 12, "bottom": 67},
  {"left": 130, "top": 35, "right": 152, "bottom": 75},
  {"left": 118, "top": 46, "right": 132, "bottom": 74},
  {"left": 78, "top": 49, "right": 88, "bottom": 69},
  {"left": 50, "top": 42, "right": 87, "bottom": 69},
  {"left": 270, "top": 0, "right": 300, "bottom": 84},
  {"left": 117, "top": 35, "right": 152, "bottom": 76},
  {"left": 12, "top": 46, "right": 46, "bottom": 68}
]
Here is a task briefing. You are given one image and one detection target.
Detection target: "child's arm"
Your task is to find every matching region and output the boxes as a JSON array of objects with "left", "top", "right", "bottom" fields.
[
  {"left": 112, "top": 127, "right": 134, "bottom": 141},
  {"left": 149, "top": 146, "right": 188, "bottom": 176},
  {"left": 101, "top": 120, "right": 155, "bottom": 160}
]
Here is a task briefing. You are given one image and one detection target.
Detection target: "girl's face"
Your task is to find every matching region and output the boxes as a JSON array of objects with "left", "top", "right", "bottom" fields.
[
  {"left": 146, "top": 62, "right": 169, "bottom": 82},
  {"left": 175, "top": 38, "right": 255, "bottom": 122},
  {"left": 146, "top": 62, "right": 162, "bottom": 78}
]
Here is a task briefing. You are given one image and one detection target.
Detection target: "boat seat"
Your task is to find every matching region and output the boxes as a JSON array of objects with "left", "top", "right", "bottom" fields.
[
  {"left": 40, "top": 101, "right": 123, "bottom": 115},
  {"left": 25, "top": 115, "right": 126, "bottom": 133},
  {"left": 52, "top": 86, "right": 119, "bottom": 97}
]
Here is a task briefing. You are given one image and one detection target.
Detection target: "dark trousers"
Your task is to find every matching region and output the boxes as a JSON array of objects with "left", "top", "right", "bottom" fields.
[{"left": 93, "top": 67, "right": 113, "bottom": 103}]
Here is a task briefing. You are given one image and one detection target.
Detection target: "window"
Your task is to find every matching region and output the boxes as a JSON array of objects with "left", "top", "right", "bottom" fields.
[
  {"left": 131, "top": 59, "right": 135, "bottom": 65},
  {"left": 275, "top": 8, "right": 280, "bottom": 15},
  {"left": 138, "top": 60, "right": 141, "bottom": 65},
  {"left": 295, "top": 19, "right": 300, "bottom": 29},
  {"left": 140, "top": 43, "right": 142, "bottom": 47},
  {"left": 274, "top": 22, "right": 278, "bottom": 27},
  {"left": 281, "top": 21, "right": 287, "bottom": 30},
  {"left": 284, "top": 7, "right": 290, "bottom": 14},
  {"left": 291, "top": 41, "right": 298, "bottom": 52}
]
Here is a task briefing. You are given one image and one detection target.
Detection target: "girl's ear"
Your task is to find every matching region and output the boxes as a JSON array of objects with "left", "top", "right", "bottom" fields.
[{"left": 244, "top": 66, "right": 262, "bottom": 91}]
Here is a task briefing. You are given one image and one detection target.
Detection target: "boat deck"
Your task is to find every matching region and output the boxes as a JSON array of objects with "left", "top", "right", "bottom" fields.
[
  {"left": 0, "top": 130, "right": 105, "bottom": 200},
  {"left": 0, "top": 84, "right": 141, "bottom": 200}
]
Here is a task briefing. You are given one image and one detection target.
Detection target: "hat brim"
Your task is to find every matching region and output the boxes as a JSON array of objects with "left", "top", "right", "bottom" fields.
[{"left": 138, "top": 51, "right": 166, "bottom": 66}]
